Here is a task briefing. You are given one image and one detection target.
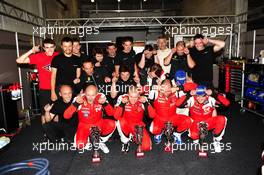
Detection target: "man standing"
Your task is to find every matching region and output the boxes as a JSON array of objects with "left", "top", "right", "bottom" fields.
[
  {"left": 156, "top": 36, "right": 171, "bottom": 74},
  {"left": 72, "top": 38, "right": 87, "bottom": 63},
  {"left": 16, "top": 38, "right": 58, "bottom": 111},
  {"left": 188, "top": 34, "right": 225, "bottom": 87},
  {"left": 105, "top": 42, "right": 117, "bottom": 76},
  {"left": 114, "top": 38, "right": 138, "bottom": 78},
  {"left": 51, "top": 37, "right": 81, "bottom": 101}
]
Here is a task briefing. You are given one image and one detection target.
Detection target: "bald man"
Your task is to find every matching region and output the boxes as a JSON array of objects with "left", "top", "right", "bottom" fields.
[
  {"left": 64, "top": 85, "right": 116, "bottom": 153},
  {"left": 42, "top": 85, "right": 74, "bottom": 143},
  {"left": 114, "top": 86, "right": 152, "bottom": 154}
]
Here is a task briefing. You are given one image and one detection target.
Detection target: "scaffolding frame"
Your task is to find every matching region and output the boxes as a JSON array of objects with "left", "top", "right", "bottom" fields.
[{"left": 45, "top": 15, "right": 236, "bottom": 28}]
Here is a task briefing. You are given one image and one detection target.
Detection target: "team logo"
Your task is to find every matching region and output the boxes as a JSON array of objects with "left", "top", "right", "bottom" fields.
[{"left": 42, "top": 64, "right": 51, "bottom": 72}]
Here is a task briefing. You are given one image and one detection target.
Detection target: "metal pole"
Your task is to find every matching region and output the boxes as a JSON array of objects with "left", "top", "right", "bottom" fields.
[
  {"left": 32, "top": 35, "right": 35, "bottom": 46},
  {"left": 252, "top": 30, "right": 256, "bottom": 59},
  {"left": 229, "top": 23, "right": 233, "bottom": 59},
  {"left": 86, "top": 42, "right": 89, "bottom": 56},
  {"left": 236, "top": 23, "right": 241, "bottom": 58},
  {"left": 15, "top": 32, "right": 25, "bottom": 109}
]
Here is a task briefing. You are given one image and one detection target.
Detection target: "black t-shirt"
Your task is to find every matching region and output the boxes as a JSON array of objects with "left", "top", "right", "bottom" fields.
[
  {"left": 51, "top": 53, "right": 81, "bottom": 86},
  {"left": 104, "top": 55, "right": 116, "bottom": 75},
  {"left": 115, "top": 50, "right": 136, "bottom": 74},
  {"left": 135, "top": 52, "right": 155, "bottom": 72},
  {"left": 76, "top": 68, "right": 109, "bottom": 94},
  {"left": 50, "top": 98, "right": 71, "bottom": 123},
  {"left": 169, "top": 53, "right": 189, "bottom": 79},
  {"left": 116, "top": 78, "right": 136, "bottom": 96},
  {"left": 189, "top": 46, "right": 215, "bottom": 84}
]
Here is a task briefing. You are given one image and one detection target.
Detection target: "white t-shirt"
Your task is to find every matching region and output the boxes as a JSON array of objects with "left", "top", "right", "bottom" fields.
[{"left": 157, "top": 48, "right": 171, "bottom": 74}]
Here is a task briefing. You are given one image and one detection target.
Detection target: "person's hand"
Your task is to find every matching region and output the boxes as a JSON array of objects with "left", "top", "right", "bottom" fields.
[
  {"left": 105, "top": 77, "right": 111, "bottom": 83},
  {"left": 139, "top": 96, "right": 147, "bottom": 103},
  {"left": 202, "top": 37, "right": 209, "bottom": 45},
  {"left": 190, "top": 90, "right": 196, "bottom": 96},
  {"left": 171, "top": 87, "right": 178, "bottom": 94},
  {"left": 112, "top": 72, "right": 119, "bottom": 78},
  {"left": 75, "top": 94, "right": 84, "bottom": 104},
  {"left": 95, "top": 62, "right": 101, "bottom": 67},
  {"left": 206, "top": 89, "right": 212, "bottom": 96},
  {"left": 112, "top": 76, "right": 118, "bottom": 83},
  {"left": 121, "top": 96, "right": 129, "bottom": 104},
  {"left": 44, "top": 104, "right": 53, "bottom": 112},
  {"left": 51, "top": 92, "right": 57, "bottom": 101},
  {"left": 98, "top": 95, "right": 107, "bottom": 104},
  {"left": 183, "top": 47, "right": 190, "bottom": 55},
  {"left": 133, "top": 76, "right": 140, "bottom": 84},
  {"left": 73, "top": 78, "right": 80, "bottom": 84},
  {"left": 143, "top": 50, "right": 148, "bottom": 55},
  {"left": 152, "top": 50, "right": 157, "bottom": 55},
  {"left": 31, "top": 45, "right": 40, "bottom": 53},
  {"left": 171, "top": 47, "right": 177, "bottom": 54},
  {"left": 156, "top": 78, "right": 162, "bottom": 85}
]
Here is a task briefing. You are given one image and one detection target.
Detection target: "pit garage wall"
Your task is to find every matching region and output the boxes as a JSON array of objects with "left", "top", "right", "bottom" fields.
[
  {"left": 0, "top": 30, "right": 41, "bottom": 112},
  {"left": 240, "top": 28, "right": 264, "bottom": 59}
]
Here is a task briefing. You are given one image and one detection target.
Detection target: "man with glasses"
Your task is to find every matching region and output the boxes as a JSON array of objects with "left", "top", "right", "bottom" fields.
[{"left": 16, "top": 38, "right": 58, "bottom": 113}]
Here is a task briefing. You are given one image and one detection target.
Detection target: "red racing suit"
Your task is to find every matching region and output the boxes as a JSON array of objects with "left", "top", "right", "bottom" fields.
[
  {"left": 114, "top": 95, "right": 152, "bottom": 151},
  {"left": 148, "top": 91, "right": 191, "bottom": 135},
  {"left": 187, "top": 96, "right": 227, "bottom": 141},
  {"left": 64, "top": 93, "right": 116, "bottom": 149}
]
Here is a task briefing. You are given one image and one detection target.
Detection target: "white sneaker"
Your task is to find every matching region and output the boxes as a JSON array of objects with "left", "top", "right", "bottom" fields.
[
  {"left": 213, "top": 140, "right": 222, "bottom": 153},
  {"left": 99, "top": 142, "right": 109, "bottom": 154}
]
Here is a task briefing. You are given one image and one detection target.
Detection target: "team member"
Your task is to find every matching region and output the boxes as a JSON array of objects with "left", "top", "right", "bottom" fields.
[
  {"left": 136, "top": 45, "right": 158, "bottom": 73},
  {"left": 105, "top": 42, "right": 117, "bottom": 76},
  {"left": 188, "top": 34, "right": 225, "bottom": 87},
  {"left": 186, "top": 85, "right": 227, "bottom": 153},
  {"left": 114, "top": 38, "right": 138, "bottom": 78},
  {"left": 110, "top": 66, "right": 139, "bottom": 101},
  {"left": 156, "top": 36, "right": 171, "bottom": 74},
  {"left": 148, "top": 79, "right": 192, "bottom": 145},
  {"left": 42, "top": 85, "right": 74, "bottom": 143},
  {"left": 51, "top": 37, "right": 81, "bottom": 101},
  {"left": 164, "top": 41, "right": 195, "bottom": 80},
  {"left": 114, "top": 86, "right": 152, "bottom": 153},
  {"left": 64, "top": 85, "right": 116, "bottom": 153},
  {"left": 16, "top": 38, "right": 58, "bottom": 110},
  {"left": 72, "top": 38, "right": 87, "bottom": 63}
]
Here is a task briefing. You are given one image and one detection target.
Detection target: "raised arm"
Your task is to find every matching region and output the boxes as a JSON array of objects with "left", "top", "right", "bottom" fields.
[{"left": 16, "top": 45, "right": 40, "bottom": 64}]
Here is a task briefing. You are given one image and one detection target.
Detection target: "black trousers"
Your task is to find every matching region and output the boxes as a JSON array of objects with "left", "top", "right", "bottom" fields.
[
  {"left": 42, "top": 122, "right": 75, "bottom": 143},
  {"left": 39, "top": 89, "right": 51, "bottom": 114}
]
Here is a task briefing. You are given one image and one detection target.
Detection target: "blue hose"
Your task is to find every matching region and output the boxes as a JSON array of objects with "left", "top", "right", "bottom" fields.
[{"left": 0, "top": 158, "right": 49, "bottom": 175}]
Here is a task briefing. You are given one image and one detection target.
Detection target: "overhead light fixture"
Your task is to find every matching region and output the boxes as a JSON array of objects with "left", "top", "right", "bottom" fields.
[
  {"left": 91, "top": 0, "right": 94, "bottom": 2},
  {"left": 117, "top": 0, "right": 121, "bottom": 2},
  {"left": 143, "top": 0, "right": 147, "bottom": 1}
]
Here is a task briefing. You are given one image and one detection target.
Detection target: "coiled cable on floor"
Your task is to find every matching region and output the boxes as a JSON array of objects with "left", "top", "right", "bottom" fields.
[{"left": 0, "top": 158, "right": 49, "bottom": 175}]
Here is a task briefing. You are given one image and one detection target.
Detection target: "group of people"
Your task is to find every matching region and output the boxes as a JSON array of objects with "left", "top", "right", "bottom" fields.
[{"left": 16, "top": 34, "right": 229, "bottom": 157}]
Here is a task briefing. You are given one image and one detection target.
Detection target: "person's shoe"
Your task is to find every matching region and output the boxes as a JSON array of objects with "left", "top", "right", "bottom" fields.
[
  {"left": 154, "top": 134, "right": 162, "bottom": 144},
  {"left": 173, "top": 132, "right": 182, "bottom": 145},
  {"left": 121, "top": 143, "right": 130, "bottom": 153},
  {"left": 213, "top": 140, "right": 222, "bottom": 153},
  {"left": 99, "top": 142, "right": 109, "bottom": 154}
]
